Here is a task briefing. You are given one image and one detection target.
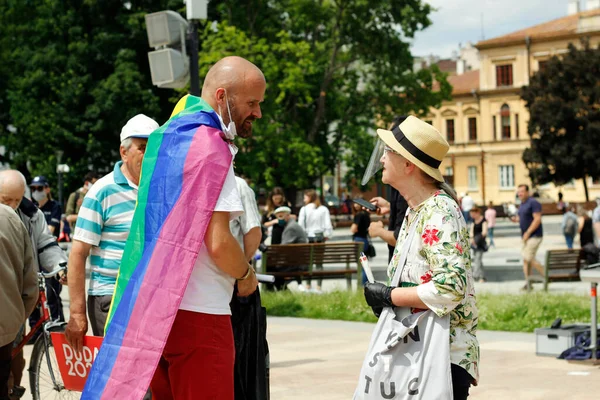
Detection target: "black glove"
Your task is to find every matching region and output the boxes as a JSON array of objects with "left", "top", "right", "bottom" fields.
[
  {"left": 371, "top": 306, "right": 383, "bottom": 318},
  {"left": 364, "top": 282, "right": 394, "bottom": 308}
]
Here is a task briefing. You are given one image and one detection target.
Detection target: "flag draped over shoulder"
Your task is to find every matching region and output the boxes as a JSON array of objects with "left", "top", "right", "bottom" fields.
[{"left": 83, "top": 95, "right": 232, "bottom": 399}]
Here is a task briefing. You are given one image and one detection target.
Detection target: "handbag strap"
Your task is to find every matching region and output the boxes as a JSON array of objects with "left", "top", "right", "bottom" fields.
[{"left": 390, "top": 209, "right": 422, "bottom": 287}]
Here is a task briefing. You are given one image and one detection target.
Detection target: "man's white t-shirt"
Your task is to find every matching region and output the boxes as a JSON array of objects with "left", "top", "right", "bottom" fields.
[{"left": 179, "top": 162, "right": 244, "bottom": 315}]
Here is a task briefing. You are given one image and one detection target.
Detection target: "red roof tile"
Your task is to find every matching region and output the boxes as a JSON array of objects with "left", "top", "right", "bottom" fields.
[{"left": 476, "top": 8, "right": 600, "bottom": 49}]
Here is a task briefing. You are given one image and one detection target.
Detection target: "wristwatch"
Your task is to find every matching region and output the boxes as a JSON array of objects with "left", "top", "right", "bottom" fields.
[{"left": 237, "top": 265, "right": 255, "bottom": 281}]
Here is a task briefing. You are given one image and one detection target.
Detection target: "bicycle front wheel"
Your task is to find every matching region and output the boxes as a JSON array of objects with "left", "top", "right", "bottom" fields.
[{"left": 29, "top": 333, "right": 81, "bottom": 400}]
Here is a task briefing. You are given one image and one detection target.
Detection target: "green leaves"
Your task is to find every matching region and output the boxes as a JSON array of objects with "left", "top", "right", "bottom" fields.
[{"left": 521, "top": 39, "right": 600, "bottom": 200}]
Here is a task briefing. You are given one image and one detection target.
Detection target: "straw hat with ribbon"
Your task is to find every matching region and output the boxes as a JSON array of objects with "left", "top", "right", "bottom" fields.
[{"left": 376, "top": 115, "right": 449, "bottom": 182}]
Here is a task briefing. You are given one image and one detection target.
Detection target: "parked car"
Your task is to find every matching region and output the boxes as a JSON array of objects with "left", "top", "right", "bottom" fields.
[{"left": 324, "top": 194, "right": 342, "bottom": 215}]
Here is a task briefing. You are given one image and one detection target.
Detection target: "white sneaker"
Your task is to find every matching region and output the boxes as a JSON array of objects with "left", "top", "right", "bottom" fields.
[{"left": 297, "top": 285, "right": 308, "bottom": 293}]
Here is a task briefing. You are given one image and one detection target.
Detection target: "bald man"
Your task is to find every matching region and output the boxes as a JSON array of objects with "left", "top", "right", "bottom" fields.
[
  {"left": 0, "top": 170, "right": 67, "bottom": 395},
  {"left": 149, "top": 56, "right": 265, "bottom": 400}
]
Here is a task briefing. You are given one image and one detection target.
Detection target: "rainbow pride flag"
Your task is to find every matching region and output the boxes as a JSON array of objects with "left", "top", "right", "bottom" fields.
[{"left": 82, "top": 95, "right": 232, "bottom": 399}]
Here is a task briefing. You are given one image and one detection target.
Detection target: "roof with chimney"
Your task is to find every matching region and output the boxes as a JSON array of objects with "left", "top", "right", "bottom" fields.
[{"left": 476, "top": 8, "right": 600, "bottom": 49}]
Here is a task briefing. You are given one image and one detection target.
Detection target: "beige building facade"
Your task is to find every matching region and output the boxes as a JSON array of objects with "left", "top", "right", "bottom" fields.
[{"left": 428, "top": 7, "right": 600, "bottom": 205}]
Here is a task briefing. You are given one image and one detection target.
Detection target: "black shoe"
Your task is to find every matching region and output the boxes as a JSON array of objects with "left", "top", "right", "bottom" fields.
[{"left": 9, "top": 385, "right": 26, "bottom": 399}]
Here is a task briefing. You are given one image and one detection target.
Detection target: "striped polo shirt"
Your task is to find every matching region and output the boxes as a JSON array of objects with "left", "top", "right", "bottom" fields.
[{"left": 73, "top": 161, "right": 137, "bottom": 296}]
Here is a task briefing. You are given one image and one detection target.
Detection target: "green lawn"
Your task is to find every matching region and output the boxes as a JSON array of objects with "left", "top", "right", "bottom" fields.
[{"left": 260, "top": 290, "right": 592, "bottom": 332}]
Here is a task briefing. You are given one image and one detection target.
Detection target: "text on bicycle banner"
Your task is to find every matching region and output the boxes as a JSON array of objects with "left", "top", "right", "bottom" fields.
[{"left": 50, "top": 333, "right": 104, "bottom": 392}]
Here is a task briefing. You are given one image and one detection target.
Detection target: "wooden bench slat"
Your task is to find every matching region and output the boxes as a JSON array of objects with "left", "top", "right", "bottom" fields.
[
  {"left": 262, "top": 242, "right": 362, "bottom": 290},
  {"left": 543, "top": 249, "right": 584, "bottom": 290}
]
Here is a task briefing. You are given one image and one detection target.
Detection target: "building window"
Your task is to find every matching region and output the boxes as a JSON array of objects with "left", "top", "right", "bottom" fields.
[
  {"left": 446, "top": 119, "right": 455, "bottom": 144},
  {"left": 538, "top": 60, "right": 548, "bottom": 72},
  {"left": 493, "top": 116, "right": 497, "bottom": 140},
  {"left": 499, "top": 165, "right": 515, "bottom": 189},
  {"left": 445, "top": 167, "right": 454, "bottom": 176},
  {"left": 496, "top": 64, "right": 513, "bottom": 87},
  {"left": 468, "top": 117, "right": 477, "bottom": 141},
  {"left": 515, "top": 113, "right": 519, "bottom": 139},
  {"left": 501, "top": 104, "right": 511, "bottom": 140},
  {"left": 468, "top": 166, "right": 478, "bottom": 190}
]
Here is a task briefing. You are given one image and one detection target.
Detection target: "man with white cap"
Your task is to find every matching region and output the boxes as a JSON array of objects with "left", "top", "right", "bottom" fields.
[{"left": 65, "top": 114, "right": 159, "bottom": 345}]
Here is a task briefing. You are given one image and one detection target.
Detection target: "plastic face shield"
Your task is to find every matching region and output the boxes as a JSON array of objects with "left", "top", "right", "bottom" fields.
[{"left": 361, "top": 139, "right": 386, "bottom": 186}]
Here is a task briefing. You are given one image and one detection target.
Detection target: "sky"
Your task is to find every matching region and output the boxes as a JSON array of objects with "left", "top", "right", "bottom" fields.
[{"left": 411, "top": 0, "right": 580, "bottom": 57}]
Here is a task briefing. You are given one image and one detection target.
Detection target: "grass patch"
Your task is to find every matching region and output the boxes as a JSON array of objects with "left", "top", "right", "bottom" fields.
[{"left": 261, "top": 290, "right": 592, "bottom": 332}]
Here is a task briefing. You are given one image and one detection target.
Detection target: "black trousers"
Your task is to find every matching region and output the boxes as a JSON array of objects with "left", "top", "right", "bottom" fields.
[
  {"left": 451, "top": 363, "right": 473, "bottom": 399},
  {"left": 0, "top": 342, "right": 12, "bottom": 400},
  {"left": 29, "top": 278, "right": 64, "bottom": 331}
]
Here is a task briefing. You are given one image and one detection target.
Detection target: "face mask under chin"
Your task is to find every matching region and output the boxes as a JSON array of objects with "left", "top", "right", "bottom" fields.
[{"left": 218, "top": 91, "right": 237, "bottom": 140}]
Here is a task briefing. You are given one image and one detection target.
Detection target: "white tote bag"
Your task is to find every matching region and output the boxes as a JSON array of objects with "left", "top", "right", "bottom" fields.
[{"left": 354, "top": 214, "right": 452, "bottom": 400}]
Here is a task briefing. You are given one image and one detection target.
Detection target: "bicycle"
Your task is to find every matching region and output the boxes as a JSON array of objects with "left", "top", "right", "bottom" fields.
[{"left": 11, "top": 265, "right": 80, "bottom": 399}]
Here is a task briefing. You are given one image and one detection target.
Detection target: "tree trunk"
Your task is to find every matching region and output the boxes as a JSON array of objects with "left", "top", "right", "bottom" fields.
[{"left": 582, "top": 175, "right": 590, "bottom": 202}]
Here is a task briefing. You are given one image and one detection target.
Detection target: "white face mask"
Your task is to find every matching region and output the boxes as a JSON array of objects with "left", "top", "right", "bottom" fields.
[
  {"left": 32, "top": 190, "right": 47, "bottom": 202},
  {"left": 218, "top": 90, "right": 237, "bottom": 140}
]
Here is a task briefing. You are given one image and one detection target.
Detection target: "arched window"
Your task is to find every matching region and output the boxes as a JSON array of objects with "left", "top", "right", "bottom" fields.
[{"left": 501, "top": 104, "right": 511, "bottom": 140}]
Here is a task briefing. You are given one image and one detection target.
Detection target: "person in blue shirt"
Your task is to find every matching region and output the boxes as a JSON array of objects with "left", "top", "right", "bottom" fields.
[{"left": 510, "top": 184, "right": 544, "bottom": 290}]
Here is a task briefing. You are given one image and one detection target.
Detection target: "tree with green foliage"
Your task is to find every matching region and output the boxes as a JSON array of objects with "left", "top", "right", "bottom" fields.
[
  {"left": 521, "top": 40, "right": 600, "bottom": 201},
  {"left": 200, "top": 0, "right": 452, "bottom": 191},
  {"left": 0, "top": 0, "right": 179, "bottom": 192}
]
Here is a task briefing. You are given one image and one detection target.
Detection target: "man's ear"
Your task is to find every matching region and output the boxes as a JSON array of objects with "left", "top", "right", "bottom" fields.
[
  {"left": 215, "top": 88, "right": 226, "bottom": 106},
  {"left": 119, "top": 145, "right": 127, "bottom": 162}
]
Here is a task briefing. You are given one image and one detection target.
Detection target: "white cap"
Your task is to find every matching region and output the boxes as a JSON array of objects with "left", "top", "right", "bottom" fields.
[
  {"left": 120, "top": 114, "right": 159, "bottom": 142},
  {"left": 274, "top": 206, "right": 292, "bottom": 214}
]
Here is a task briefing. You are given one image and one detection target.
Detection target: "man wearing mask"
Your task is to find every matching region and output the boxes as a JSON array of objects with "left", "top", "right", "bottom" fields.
[
  {"left": 65, "top": 114, "right": 159, "bottom": 341},
  {"left": 28, "top": 175, "right": 65, "bottom": 329},
  {"left": 65, "top": 171, "right": 99, "bottom": 230},
  {"left": 0, "top": 169, "right": 67, "bottom": 398}
]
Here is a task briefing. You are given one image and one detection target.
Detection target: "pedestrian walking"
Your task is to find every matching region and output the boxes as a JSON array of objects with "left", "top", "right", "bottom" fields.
[
  {"left": 485, "top": 202, "right": 497, "bottom": 248},
  {"left": 461, "top": 192, "right": 474, "bottom": 223},
  {"left": 510, "top": 184, "right": 544, "bottom": 290},
  {"left": 577, "top": 206, "right": 595, "bottom": 248},
  {"left": 561, "top": 205, "right": 578, "bottom": 249},
  {"left": 470, "top": 207, "right": 488, "bottom": 283}
]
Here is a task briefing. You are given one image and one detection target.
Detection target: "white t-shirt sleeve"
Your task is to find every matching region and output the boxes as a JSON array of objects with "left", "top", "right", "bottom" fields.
[{"left": 214, "top": 164, "right": 243, "bottom": 220}]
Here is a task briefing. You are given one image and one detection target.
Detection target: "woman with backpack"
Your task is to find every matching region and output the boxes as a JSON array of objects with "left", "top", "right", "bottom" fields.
[{"left": 562, "top": 205, "right": 578, "bottom": 249}]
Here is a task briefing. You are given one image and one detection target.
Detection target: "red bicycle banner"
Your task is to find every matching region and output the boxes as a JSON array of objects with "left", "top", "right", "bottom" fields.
[{"left": 51, "top": 333, "right": 103, "bottom": 391}]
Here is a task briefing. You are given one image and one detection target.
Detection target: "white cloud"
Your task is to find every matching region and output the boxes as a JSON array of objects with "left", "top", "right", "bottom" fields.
[{"left": 411, "top": 0, "right": 577, "bottom": 57}]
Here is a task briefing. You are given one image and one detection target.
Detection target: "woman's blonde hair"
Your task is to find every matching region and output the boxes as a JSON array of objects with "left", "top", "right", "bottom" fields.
[{"left": 304, "top": 189, "right": 321, "bottom": 207}]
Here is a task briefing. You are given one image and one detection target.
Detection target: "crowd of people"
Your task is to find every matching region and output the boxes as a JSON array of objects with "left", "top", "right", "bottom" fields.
[{"left": 4, "top": 54, "right": 600, "bottom": 400}]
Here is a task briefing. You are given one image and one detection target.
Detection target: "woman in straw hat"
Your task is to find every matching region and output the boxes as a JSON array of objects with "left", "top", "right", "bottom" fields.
[{"left": 361, "top": 116, "right": 479, "bottom": 399}]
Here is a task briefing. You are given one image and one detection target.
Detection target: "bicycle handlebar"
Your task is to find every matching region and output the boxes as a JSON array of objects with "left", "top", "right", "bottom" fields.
[{"left": 40, "top": 264, "right": 67, "bottom": 279}]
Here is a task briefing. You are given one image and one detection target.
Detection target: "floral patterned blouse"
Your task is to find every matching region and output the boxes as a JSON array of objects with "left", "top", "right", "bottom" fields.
[{"left": 388, "top": 190, "right": 480, "bottom": 381}]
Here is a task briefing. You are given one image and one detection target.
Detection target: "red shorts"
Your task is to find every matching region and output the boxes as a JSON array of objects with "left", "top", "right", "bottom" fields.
[{"left": 151, "top": 310, "right": 234, "bottom": 400}]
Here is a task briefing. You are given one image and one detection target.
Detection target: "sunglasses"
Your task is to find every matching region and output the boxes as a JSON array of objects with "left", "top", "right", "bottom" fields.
[{"left": 31, "top": 186, "right": 46, "bottom": 192}]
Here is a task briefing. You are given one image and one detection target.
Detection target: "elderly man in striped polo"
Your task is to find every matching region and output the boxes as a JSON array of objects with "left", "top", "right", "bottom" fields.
[{"left": 65, "top": 114, "right": 159, "bottom": 346}]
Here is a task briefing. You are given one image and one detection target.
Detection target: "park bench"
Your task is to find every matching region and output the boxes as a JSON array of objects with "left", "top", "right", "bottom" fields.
[
  {"left": 541, "top": 249, "right": 585, "bottom": 291},
  {"left": 259, "top": 242, "right": 364, "bottom": 290}
]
